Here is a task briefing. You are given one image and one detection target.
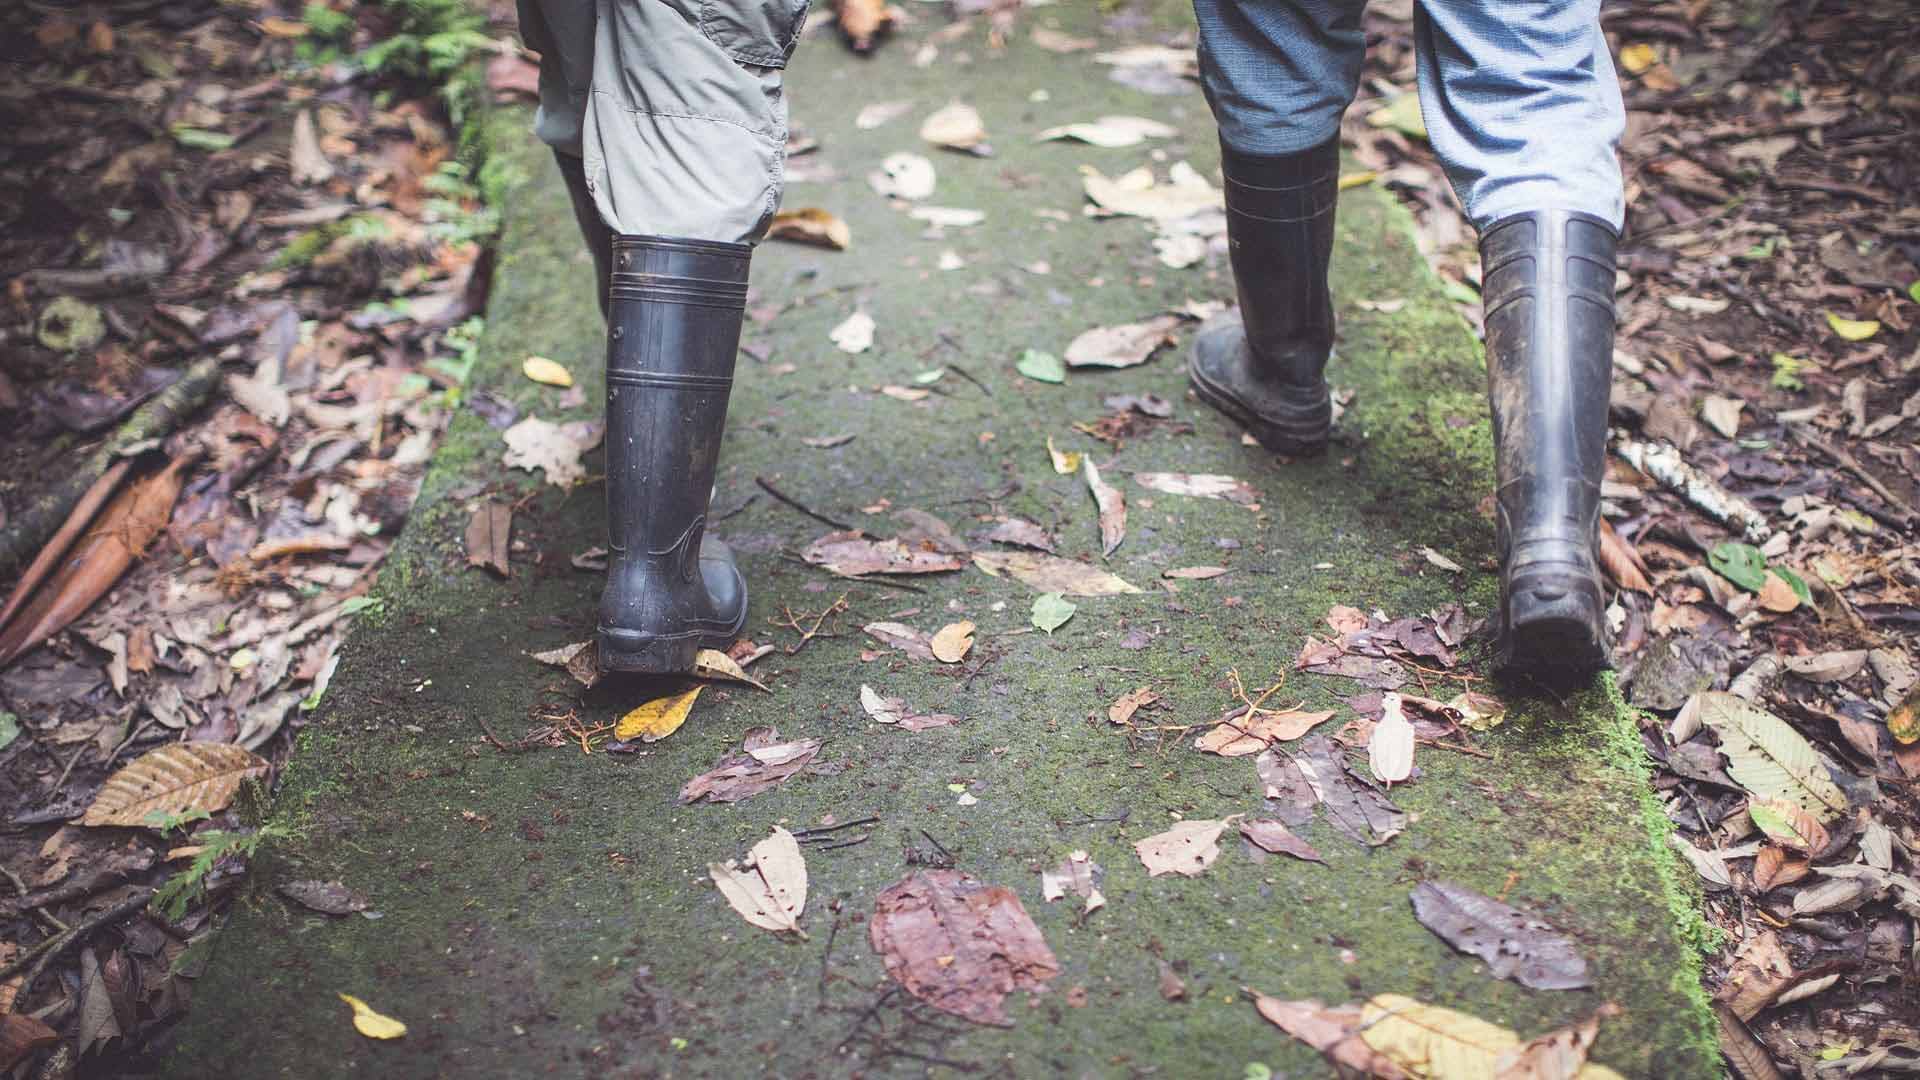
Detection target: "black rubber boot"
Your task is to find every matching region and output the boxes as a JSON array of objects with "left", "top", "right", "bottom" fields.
[
  {"left": 1479, "top": 210, "right": 1618, "bottom": 677},
  {"left": 1188, "top": 136, "right": 1340, "bottom": 454},
  {"left": 597, "top": 234, "right": 751, "bottom": 674},
  {"left": 554, "top": 151, "right": 612, "bottom": 320}
]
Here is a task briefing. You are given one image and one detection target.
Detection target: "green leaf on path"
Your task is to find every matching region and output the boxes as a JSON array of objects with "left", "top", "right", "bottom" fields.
[
  {"left": 1708, "top": 541, "right": 1768, "bottom": 592},
  {"left": 0, "top": 711, "right": 17, "bottom": 752},
  {"left": 1770, "top": 353, "right": 1806, "bottom": 391},
  {"left": 1032, "top": 592, "right": 1076, "bottom": 633},
  {"left": 1909, "top": 280, "right": 1920, "bottom": 304},
  {"left": 1016, "top": 349, "right": 1066, "bottom": 384},
  {"left": 1440, "top": 278, "right": 1480, "bottom": 306},
  {"left": 170, "top": 125, "right": 237, "bottom": 151}
]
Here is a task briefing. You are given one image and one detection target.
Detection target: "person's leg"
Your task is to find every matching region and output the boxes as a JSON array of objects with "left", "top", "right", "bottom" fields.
[
  {"left": 1413, "top": 0, "right": 1625, "bottom": 676},
  {"left": 521, "top": 0, "right": 808, "bottom": 673},
  {"left": 517, "top": 0, "right": 610, "bottom": 312},
  {"left": 1188, "top": 0, "right": 1366, "bottom": 454}
]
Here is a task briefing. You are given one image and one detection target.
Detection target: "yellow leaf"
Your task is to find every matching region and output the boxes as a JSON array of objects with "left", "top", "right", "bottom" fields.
[
  {"left": 1618, "top": 42, "right": 1657, "bottom": 74},
  {"left": 1359, "top": 994, "right": 1627, "bottom": 1080},
  {"left": 1824, "top": 312, "right": 1879, "bottom": 341},
  {"left": 1046, "top": 436, "right": 1081, "bottom": 475},
  {"left": 1888, "top": 687, "right": 1918, "bottom": 745},
  {"left": 521, "top": 355, "right": 573, "bottom": 387},
  {"left": 1365, "top": 94, "right": 1426, "bottom": 139},
  {"left": 930, "top": 620, "right": 975, "bottom": 663},
  {"left": 767, "top": 208, "right": 852, "bottom": 251},
  {"left": 1336, "top": 170, "right": 1377, "bottom": 191},
  {"left": 338, "top": 993, "right": 407, "bottom": 1039},
  {"left": 693, "top": 648, "right": 769, "bottom": 691},
  {"left": 616, "top": 686, "right": 702, "bottom": 742}
]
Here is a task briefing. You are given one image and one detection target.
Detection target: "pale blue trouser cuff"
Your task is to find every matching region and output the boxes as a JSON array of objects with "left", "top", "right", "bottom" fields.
[{"left": 1192, "top": 0, "right": 1626, "bottom": 232}]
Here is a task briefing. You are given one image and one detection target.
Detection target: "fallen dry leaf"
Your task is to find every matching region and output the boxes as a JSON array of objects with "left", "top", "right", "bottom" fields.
[
  {"left": 1195, "top": 707, "right": 1336, "bottom": 756},
  {"left": 1239, "top": 818, "right": 1324, "bottom": 863},
  {"left": 860, "top": 684, "right": 960, "bottom": 731},
  {"left": 1039, "top": 850, "right": 1106, "bottom": 914},
  {"left": 1036, "top": 115, "right": 1177, "bottom": 148},
  {"left": 830, "top": 311, "right": 875, "bottom": 353},
  {"left": 869, "top": 869, "right": 1060, "bottom": 1026},
  {"left": 1253, "top": 991, "right": 1626, "bottom": 1080},
  {"left": 529, "top": 640, "right": 601, "bottom": 688},
  {"left": 709, "top": 827, "right": 808, "bottom": 934},
  {"left": 864, "top": 621, "right": 937, "bottom": 661},
  {"left": 1046, "top": 436, "right": 1081, "bottom": 475},
  {"left": 833, "top": 0, "right": 896, "bottom": 52},
  {"left": 337, "top": 994, "right": 406, "bottom": 1040},
  {"left": 930, "top": 620, "right": 975, "bottom": 663},
  {"left": 981, "top": 518, "right": 1055, "bottom": 552},
  {"left": 82, "top": 742, "right": 270, "bottom": 827},
  {"left": 767, "top": 207, "right": 851, "bottom": 250},
  {"left": 521, "top": 355, "right": 572, "bottom": 387},
  {"left": 1064, "top": 315, "right": 1181, "bottom": 369},
  {"left": 1596, "top": 519, "right": 1653, "bottom": 594},
  {"left": 971, "top": 550, "right": 1139, "bottom": 596},
  {"left": 1133, "top": 471, "right": 1258, "bottom": 506},
  {"left": 1164, "top": 566, "right": 1230, "bottom": 580},
  {"left": 1368, "top": 692, "right": 1415, "bottom": 783},
  {"left": 693, "top": 647, "right": 769, "bottom": 691},
  {"left": 501, "top": 416, "right": 595, "bottom": 487},
  {"left": 1409, "top": 881, "right": 1593, "bottom": 990},
  {"left": 615, "top": 686, "right": 702, "bottom": 742},
  {"left": 920, "top": 102, "right": 987, "bottom": 152},
  {"left": 680, "top": 726, "right": 822, "bottom": 805},
  {"left": 463, "top": 500, "right": 512, "bottom": 577},
  {"left": 868, "top": 151, "right": 935, "bottom": 200},
  {"left": 1249, "top": 994, "right": 1410, "bottom": 1079},
  {"left": 1081, "top": 162, "right": 1222, "bottom": 221},
  {"left": 804, "top": 531, "right": 966, "bottom": 578},
  {"left": 1107, "top": 686, "right": 1160, "bottom": 725},
  {"left": 1133, "top": 817, "right": 1235, "bottom": 877},
  {"left": 1083, "top": 458, "right": 1125, "bottom": 556}
]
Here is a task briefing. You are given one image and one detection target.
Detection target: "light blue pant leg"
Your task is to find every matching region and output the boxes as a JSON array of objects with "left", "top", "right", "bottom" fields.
[
  {"left": 1191, "top": 0, "right": 1625, "bottom": 231},
  {"left": 1193, "top": 0, "right": 1366, "bottom": 155},
  {"left": 1412, "top": 0, "right": 1625, "bottom": 231}
]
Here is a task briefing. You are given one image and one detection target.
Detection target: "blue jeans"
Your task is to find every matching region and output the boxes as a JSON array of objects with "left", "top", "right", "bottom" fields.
[{"left": 1192, "top": 0, "right": 1625, "bottom": 231}]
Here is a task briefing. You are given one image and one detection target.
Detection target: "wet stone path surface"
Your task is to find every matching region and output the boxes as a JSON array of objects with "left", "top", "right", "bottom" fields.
[{"left": 170, "top": 8, "right": 1716, "bottom": 1078}]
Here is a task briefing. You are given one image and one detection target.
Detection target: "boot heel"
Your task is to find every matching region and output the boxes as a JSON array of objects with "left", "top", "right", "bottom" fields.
[
  {"left": 597, "top": 628, "right": 702, "bottom": 675},
  {"left": 1501, "top": 567, "right": 1607, "bottom": 675}
]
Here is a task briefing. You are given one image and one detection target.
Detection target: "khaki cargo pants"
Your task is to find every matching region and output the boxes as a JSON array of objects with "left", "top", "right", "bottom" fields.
[{"left": 517, "top": 0, "right": 810, "bottom": 243}]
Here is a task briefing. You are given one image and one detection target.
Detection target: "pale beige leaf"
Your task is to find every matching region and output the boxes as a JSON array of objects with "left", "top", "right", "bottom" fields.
[
  {"left": 920, "top": 102, "right": 986, "bottom": 150},
  {"left": 708, "top": 827, "right": 807, "bottom": 934},
  {"left": 1133, "top": 472, "right": 1258, "bottom": 506},
  {"left": 766, "top": 207, "right": 851, "bottom": 250},
  {"left": 1083, "top": 458, "right": 1125, "bottom": 556},
  {"left": 1035, "top": 115, "right": 1177, "bottom": 148},
  {"left": 1064, "top": 316, "right": 1181, "bottom": 369},
  {"left": 82, "top": 743, "right": 270, "bottom": 827},
  {"left": 1368, "top": 692, "right": 1415, "bottom": 783},
  {"left": 1133, "top": 818, "right": 1233, "bottom": 877},
  {"left": 1698, "top": 691, "right": 1848, "bottom": 821},
  {"left": 830, "top": 311, "right": 875, "bottom": 353},
  {"left": 971, "top": 550, "right": 1140, "bottom": 596},
  {"left": 930, "top": 621, "right": 975, "bottom": 663},
  {"left": 1046, "top": 436, "right": 1081, "bottom": 475}
]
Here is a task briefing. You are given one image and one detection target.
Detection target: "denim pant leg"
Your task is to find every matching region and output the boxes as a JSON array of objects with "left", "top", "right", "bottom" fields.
[
  {"left": 1412, "top": 0, "right": 1625, "bottom": 231},
  {"left": 1193, "top": 0, "right": 1368, "bottom": 155}
]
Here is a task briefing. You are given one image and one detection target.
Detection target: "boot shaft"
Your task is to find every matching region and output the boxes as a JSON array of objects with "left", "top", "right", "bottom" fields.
[
  {"left": 1221, "top": 137, "right": 1340, "bottom": 378},
  {"left": 604, "top": 235, "right": 751, "bottom": 569},
  {"left": 1479, "top": 210, "right": 1616, "bottom": 547}
]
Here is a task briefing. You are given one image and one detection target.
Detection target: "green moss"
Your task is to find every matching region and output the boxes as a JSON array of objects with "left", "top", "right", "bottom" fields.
[{"left": 269, "top": 220, "right": 350, "bottom": 269}]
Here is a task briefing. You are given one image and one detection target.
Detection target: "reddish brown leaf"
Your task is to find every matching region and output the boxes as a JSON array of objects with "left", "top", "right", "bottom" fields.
[
  {"left": 0, "top": 453, "right": 196, "bottom": 667},
  {"left": 1597, "top": 518, "right": 1653, "bottom": 594},
  {"left": 0, "top": 1014, "right": 60, "bottom": 1072},
  {"left": 0, "top": 457, "right": 133, "bottom": 633},
  {"left": 1238, "top": 818, "right": 1324, "bottom": 863},
  {"left": 869, "top": 870, "right": 1059, "bottom": 1026},
  {"left": 680, "top": 727, "right": 822, "bottom": 805}
]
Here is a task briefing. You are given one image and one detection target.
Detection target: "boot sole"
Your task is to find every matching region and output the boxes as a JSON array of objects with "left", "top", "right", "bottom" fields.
[
  {"left": 1499, "top": 570, "right": 1609, "bottom": 678},
  {"left": 596, "top": 609, "right": 748, "bottom": 675},
  {"left": 1187, "top": 352, "right": 1331, "bottom": 456}
]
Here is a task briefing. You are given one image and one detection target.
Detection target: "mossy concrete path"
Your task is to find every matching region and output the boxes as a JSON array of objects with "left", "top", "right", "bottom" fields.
[{"left": 170, "top": 10, "right": 1716, "bottom": 1077}]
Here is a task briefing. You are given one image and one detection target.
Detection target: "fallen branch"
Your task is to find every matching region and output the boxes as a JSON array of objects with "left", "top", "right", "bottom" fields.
[
  {"left": 0, "top": 356, "right": 220, "bottom": 573},
  {"left": 0, "top": 888, "right": 154, "bottom": 990},
  {"left": 1616, "top": 439, "right": 1772, "bottom": 542}
]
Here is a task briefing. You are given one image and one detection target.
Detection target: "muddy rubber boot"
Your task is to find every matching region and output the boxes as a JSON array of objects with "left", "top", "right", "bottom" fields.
[
  {"left": 597, "top": 235, "right": 751, "bottom": 674},
  {"left": 1188, "top": 136, "right": 1340, "bottom": 454},
  {"left": 554, "top": 152, "right": 613, "bottom": 320},
  {"left": 1480, "top": 210, "right": 1618, "bottom": 677}
]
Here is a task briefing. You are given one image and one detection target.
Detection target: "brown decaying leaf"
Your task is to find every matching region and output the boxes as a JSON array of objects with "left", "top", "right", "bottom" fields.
[
  {"left": 1164, "top": 565, "right": 1229, "bottom": 579},
  {"left": 767, "top": 207, "right": 851, "bottom": 251},
  {"left": 860, "top": 684, "right": 960, "bottom": 731},
  {"left": 1083, "top": 458, "right": 1125, "bottom": 556},
  {"left": 1596, "top": 518, "right": 1652, "bottom": 594},
  {"left": 1195, "top": 707, "right": 1336, "bottom": 756},
  {"left": 0, "top": 453, "right": 195, "bottom": 667},
  {"left": 980, "top": 518, "right": 1055, "bottom": 553},
  {"left": 864, "top": 621, "right": 936, "bottom": 661},
  {"left": 1038, "top": 850, "right": 1105, "bottom": 913},
  {"left": 869, "top": 869, "right": 1060, "bottom": 1026},
  {"left": 1, "top": 1013, "right": 61, "bottom": 1072},
  {"left": 463, "top": 500, "right": 512, "bottom": 577},
  {"left": 679, "top": 726, "right": 822, "bottom": 805},
  {"left": 833, "top": 0, "right": 896, "bottom": 52},
  {"left": 81, "top": 742, "right": 270, "bottom": 827},
  {"left": 1133, "top": 818, "right": 1235, "bottom": 877},
  {"left": 803, "top": 530, "right": 966, "bottom": 577},
  {"left": 277, "top": 879, "right": 370, "bottom": 916},
  {"left": 1064, "top": 316, "right": 1181, "bottom": 369},
  {"left": 1106, "top": 686, "right": 1159, "bottom": 725},
  {"left": 1408, "top": 881, "right": 1592, "bottom": 990},
  {"left": 0, "top": 457, "right": 132, "bottom": 634},
  {"left": 1249, "top": 993, "right": 1412, "bottom": 1079},
  {"left": 1717, "top": 1005, "right": 1786, "bottom": 1080},
  {"left": 1238, "top": 818, "right": 1324, "bottom": 863},
  {"left": 1261, "top": 735, "right": 1406, "bottom": 846},
  {"left": 1254, "top": 990, "right": 1626, "bottom": 1080}
]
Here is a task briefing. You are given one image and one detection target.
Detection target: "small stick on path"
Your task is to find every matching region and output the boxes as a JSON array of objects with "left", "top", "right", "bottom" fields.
[{"left": 756, "top": 476, "right": 855, "bottom": 531}]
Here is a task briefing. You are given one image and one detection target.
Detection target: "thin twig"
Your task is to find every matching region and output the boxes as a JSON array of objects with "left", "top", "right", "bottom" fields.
[
  {"left": 1793, "top": 426, "right": 1918, "bottom": 525},
  {"left": 792, "top": 816, "right": 880, "bottom": 839},
  {"left": 755, "top": 476, "right": 854, "bottom": 530}
]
